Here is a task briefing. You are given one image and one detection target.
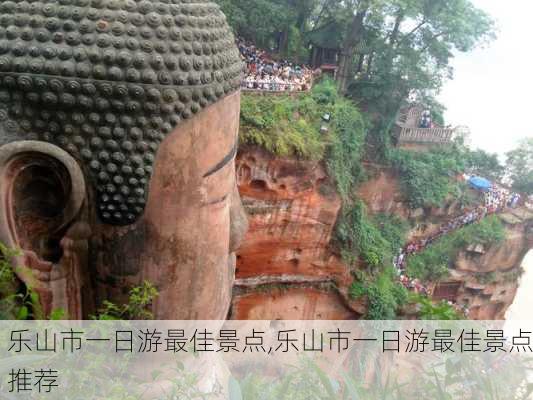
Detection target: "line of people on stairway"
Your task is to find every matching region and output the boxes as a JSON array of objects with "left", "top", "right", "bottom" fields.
[
  {"left": 393, "top": 183, "right": 521, "bottom": 297},
  {"left": 237, "top": 38, "right": 313, "bottom": 92}
]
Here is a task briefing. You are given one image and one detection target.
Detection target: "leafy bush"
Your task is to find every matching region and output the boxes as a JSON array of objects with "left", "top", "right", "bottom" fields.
[
  {"left": 407, "top": 216, "right": 506, "bottom": 281},
  {"left": 454, "top": 181, "right": 479, "bottom": 209},
  {"left": 464, "top": 148, "right": 505, "bottom": 182},
  {"left": 374, "top": 213, "right": 410, "bottom": 256},
  {"left": 505, "top": 137, "right": 533, "bottom": 195},
  {"left": 409, "top": 293, "right": 463, "bottom": 320},
  {"left": 325, "top": 100, "right": 367, "bottom": 200},
  {"left": 0, "top": 243, "right": 46, "bottom": 320},
  {"left": 336, "top": 201, "right": 408, "bottom": 269},
  {"left": 93, "top": 281, "right": 159, "bottom": 320},
  {"left": 391, "top": 144, "right": 466, "bottom": 209},
  {"left": 0, "top": 244, "right": 23, "bottom": 319},
  {"left": 350, "top": 269, "right": 408, "bottom": 320},
  {"left": 311, "top": 77, "right": 339, "bottom": 105}
]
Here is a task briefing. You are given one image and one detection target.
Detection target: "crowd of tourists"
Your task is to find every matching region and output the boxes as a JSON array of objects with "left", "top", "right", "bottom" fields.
[
  {"left": 419, "top": 109, "right": 434, "bottom": 128},
  {"left": 392, "top": 180, "right": 522, "bottom": 303},
  {"left": 237, "top": 38, "right": 313, "bottom": 92}
]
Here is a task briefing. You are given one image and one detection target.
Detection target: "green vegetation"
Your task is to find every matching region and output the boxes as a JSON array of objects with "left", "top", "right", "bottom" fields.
[
  {"left": 0, "top": 244, "right": 25, "bottom": 319},
  {"left": 239, "top": 91, "right": 327, "bottom": 160},
  {"left": 0, "top": 243, "right": 45, "bottom": 320},
  {"left": 240, "top": 78, "right": 366, "bottom": 165},
  {"left": 240, "top": 79, "right": 368, "bottom": 199},
  {"left": 219, "top": 0, "right": 495, "bottom": 99},
  {"left": 336, "top": 201, "right": 408, "bottom": 270},
  {"left": 391, "top": 144, "right": 467, "bottom": 209},
  {"left": 229, "top": 350, "right": 531, "bottom": 400},
  {"left": 324, "top": 95, "right": 367, "bottom": 200},
  {"left": 406, "top": 216, "right": 506, "bottom": 281},
  {"left": 409, "top": 293, "right": 463, "bottom": 320},
  {"left": 454, "top": 181, "right": 479, "bottom": 209},
  {"left": 464, "top": 148, "right": 505, "bottom": 182},
  {"left": 220, "top": 0, "right": 517, "bottom": 322},
  {"left": 1, "top": 241, "right": 155, "bottom": 320},
  {"left": 93, "top": 281, "right": 159, "bottom": 320},
  {"left": 338, "top": 202, "right": 410, "bottom": 320},
  {"left": 505, "top": 137, "right": 533, "bottom": 195},
  {"left": 349, "top": 269, "right": 408, "bottom": 320},
  {"left": 373, "top": 213, "right": 411, "bottom": 256}
]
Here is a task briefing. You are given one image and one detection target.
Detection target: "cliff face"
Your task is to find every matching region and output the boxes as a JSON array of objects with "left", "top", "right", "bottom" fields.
[
  {"left": 445, "top": 208, "right": 533, "bottom": 319},
  {"left": 231, "top": 146, "right": 360, "bottom": 319},
  {"left": 232, "top": 147, "right": 533, "bottom": 320}
]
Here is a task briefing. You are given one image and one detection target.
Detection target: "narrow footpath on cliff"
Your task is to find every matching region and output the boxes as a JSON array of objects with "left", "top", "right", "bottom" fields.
[{"left": 393, "top": 180, "right": 523, "bottom": 312}]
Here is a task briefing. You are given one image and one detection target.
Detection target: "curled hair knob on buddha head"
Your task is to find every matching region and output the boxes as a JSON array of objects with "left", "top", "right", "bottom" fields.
[{"left": 0, "top": 0, "right": 242, "bottom": 225}]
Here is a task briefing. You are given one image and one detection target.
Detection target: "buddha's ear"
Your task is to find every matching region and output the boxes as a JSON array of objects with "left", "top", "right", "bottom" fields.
[{"left": 0, "top": 141, "right": 86, "bottom": 263}]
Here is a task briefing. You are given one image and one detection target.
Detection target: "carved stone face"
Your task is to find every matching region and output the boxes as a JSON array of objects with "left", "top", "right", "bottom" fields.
[
  {"left": 0, "top": 0, "right": 242, "bottom": 225},
  {"left": 94, "top": 91, "right": 248, "bottom": 319},
  {"left": 0, "top": 1, "right": 247, "bottom": 319}
]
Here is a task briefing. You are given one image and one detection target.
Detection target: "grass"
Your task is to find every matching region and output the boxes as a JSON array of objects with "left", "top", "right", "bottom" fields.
[
  {"left": 336, "top": 201, "right": 409, "bottom": 270},
  {"left": 349, "top": 268, "right": 409, "bottom": 320},
  {"left": 239, "top": 78, "right": 368, "bottom": 200},
  {"left": 406, "top": 215, "right": 506, "bottom": 281}
]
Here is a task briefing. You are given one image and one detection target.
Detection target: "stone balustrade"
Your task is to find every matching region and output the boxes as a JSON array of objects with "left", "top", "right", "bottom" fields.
[{"left": 398, "top": 127, "right": 455, "bottom": 144}]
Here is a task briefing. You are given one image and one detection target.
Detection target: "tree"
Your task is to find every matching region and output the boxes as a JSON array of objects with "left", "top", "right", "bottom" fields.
[
  {"left": 216, "top": 0, "right": 291, "bottom": 49},
  {"left": 464, "top": 148, "right": 505, "bottom": 182},
  {"left": 505, "top": 138, "right": 533, "bottom": 195},
  {"left": 336, "top": 0, "right": 372, "bottom": 94},
  {"left": 349, "top": 0, "right": 496, "bottom": 115},
  {"left": 215, "top": 0, "right": 319, "bottom": 58}
]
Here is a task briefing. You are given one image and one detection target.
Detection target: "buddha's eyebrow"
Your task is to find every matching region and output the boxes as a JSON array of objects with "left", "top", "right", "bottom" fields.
[{"left": 203, "top": 141, "right": 238, "bottom": 178}]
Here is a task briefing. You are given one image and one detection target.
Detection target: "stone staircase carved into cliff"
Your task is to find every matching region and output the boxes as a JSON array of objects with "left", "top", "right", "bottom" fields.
[{"left": 398, "top": 204, "right": 533, "bottom": 315}]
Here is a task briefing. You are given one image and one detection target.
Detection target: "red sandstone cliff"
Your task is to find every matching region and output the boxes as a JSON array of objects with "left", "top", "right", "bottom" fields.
[
  {"left": 231, "top": 146, "right": 360, "bottom": 319},
  {"left": 231, "top": 147, "right": 533, "bottom": 320},
  {"left": 445, "top": 208, "right": 533, "bottom": 319}
]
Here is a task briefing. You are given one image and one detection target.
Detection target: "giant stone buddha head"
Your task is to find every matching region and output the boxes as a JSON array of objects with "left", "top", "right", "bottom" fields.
[{"left": 0, "top": 0, "right": 248, "bottom": 319}]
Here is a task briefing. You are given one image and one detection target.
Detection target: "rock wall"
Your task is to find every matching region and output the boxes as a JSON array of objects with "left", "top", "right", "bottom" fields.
[
  {"left": 231, "top": 146, "right": 360, "bottom": 319},
  {"left": 357, "top": 167, "right": 533, "bottom": 319},
  {"left": 437, "top": 208, "right": 533, "bottom": 319},
  {"left": 232, "top": 149, "right": 533, "bottom": 320},
  {"left": 231, "top": 285, "right": 357, "bottom": 320}
]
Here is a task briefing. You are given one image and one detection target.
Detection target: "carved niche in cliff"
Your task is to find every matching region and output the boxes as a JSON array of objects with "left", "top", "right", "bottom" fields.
[{"left": 0, "top": 1, "right": 247, "bottom": 319}]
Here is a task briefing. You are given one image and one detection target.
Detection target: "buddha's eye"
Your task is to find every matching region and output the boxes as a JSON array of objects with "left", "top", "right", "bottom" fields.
[{"left": 203, "top": 141, "right": 237, "bottom": 179}]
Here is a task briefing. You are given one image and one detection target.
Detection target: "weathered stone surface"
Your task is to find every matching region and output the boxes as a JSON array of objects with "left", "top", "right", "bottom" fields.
[
  {"left": 235, "top": 146, "right": 343, "bottom": 280},
  {"left": 231, "top": 286, "right": 358, "bottom": 320},
  {"left": 0, "top": 2, "right": 247, "bottom": 320},
  {"left": 0, "top": 86, "right": 245, "bottom": 320},
  {"left": 0, "top": 0, "right": 242, "bottom": 225},
  {"left": 442, "top": 210, "right": 533, "bottom": 319},
  {"left": 231, "top": 146, "right": 357, "bottom": 319},
  {"left": 233, "top": 156, "right": 533, "bottom": 321},
  {"left": 357, "top": 164, "right": 408, "bottom": 217},
  {"left": 0, "top": 141, "right": 89, "bottom": 318},
  {"left": 95, "top": 91, "right": 246, "bottom": 319}
]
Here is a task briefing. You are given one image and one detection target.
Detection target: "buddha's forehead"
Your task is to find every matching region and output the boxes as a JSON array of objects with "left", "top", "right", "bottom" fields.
[{"left": 0, "top": 0, "right": 242, "bottom": 225}]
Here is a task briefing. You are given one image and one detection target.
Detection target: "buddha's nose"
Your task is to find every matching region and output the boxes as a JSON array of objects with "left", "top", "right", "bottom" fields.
[{"left": 229, "top": 180, "right": 248, "bottom": 253}]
